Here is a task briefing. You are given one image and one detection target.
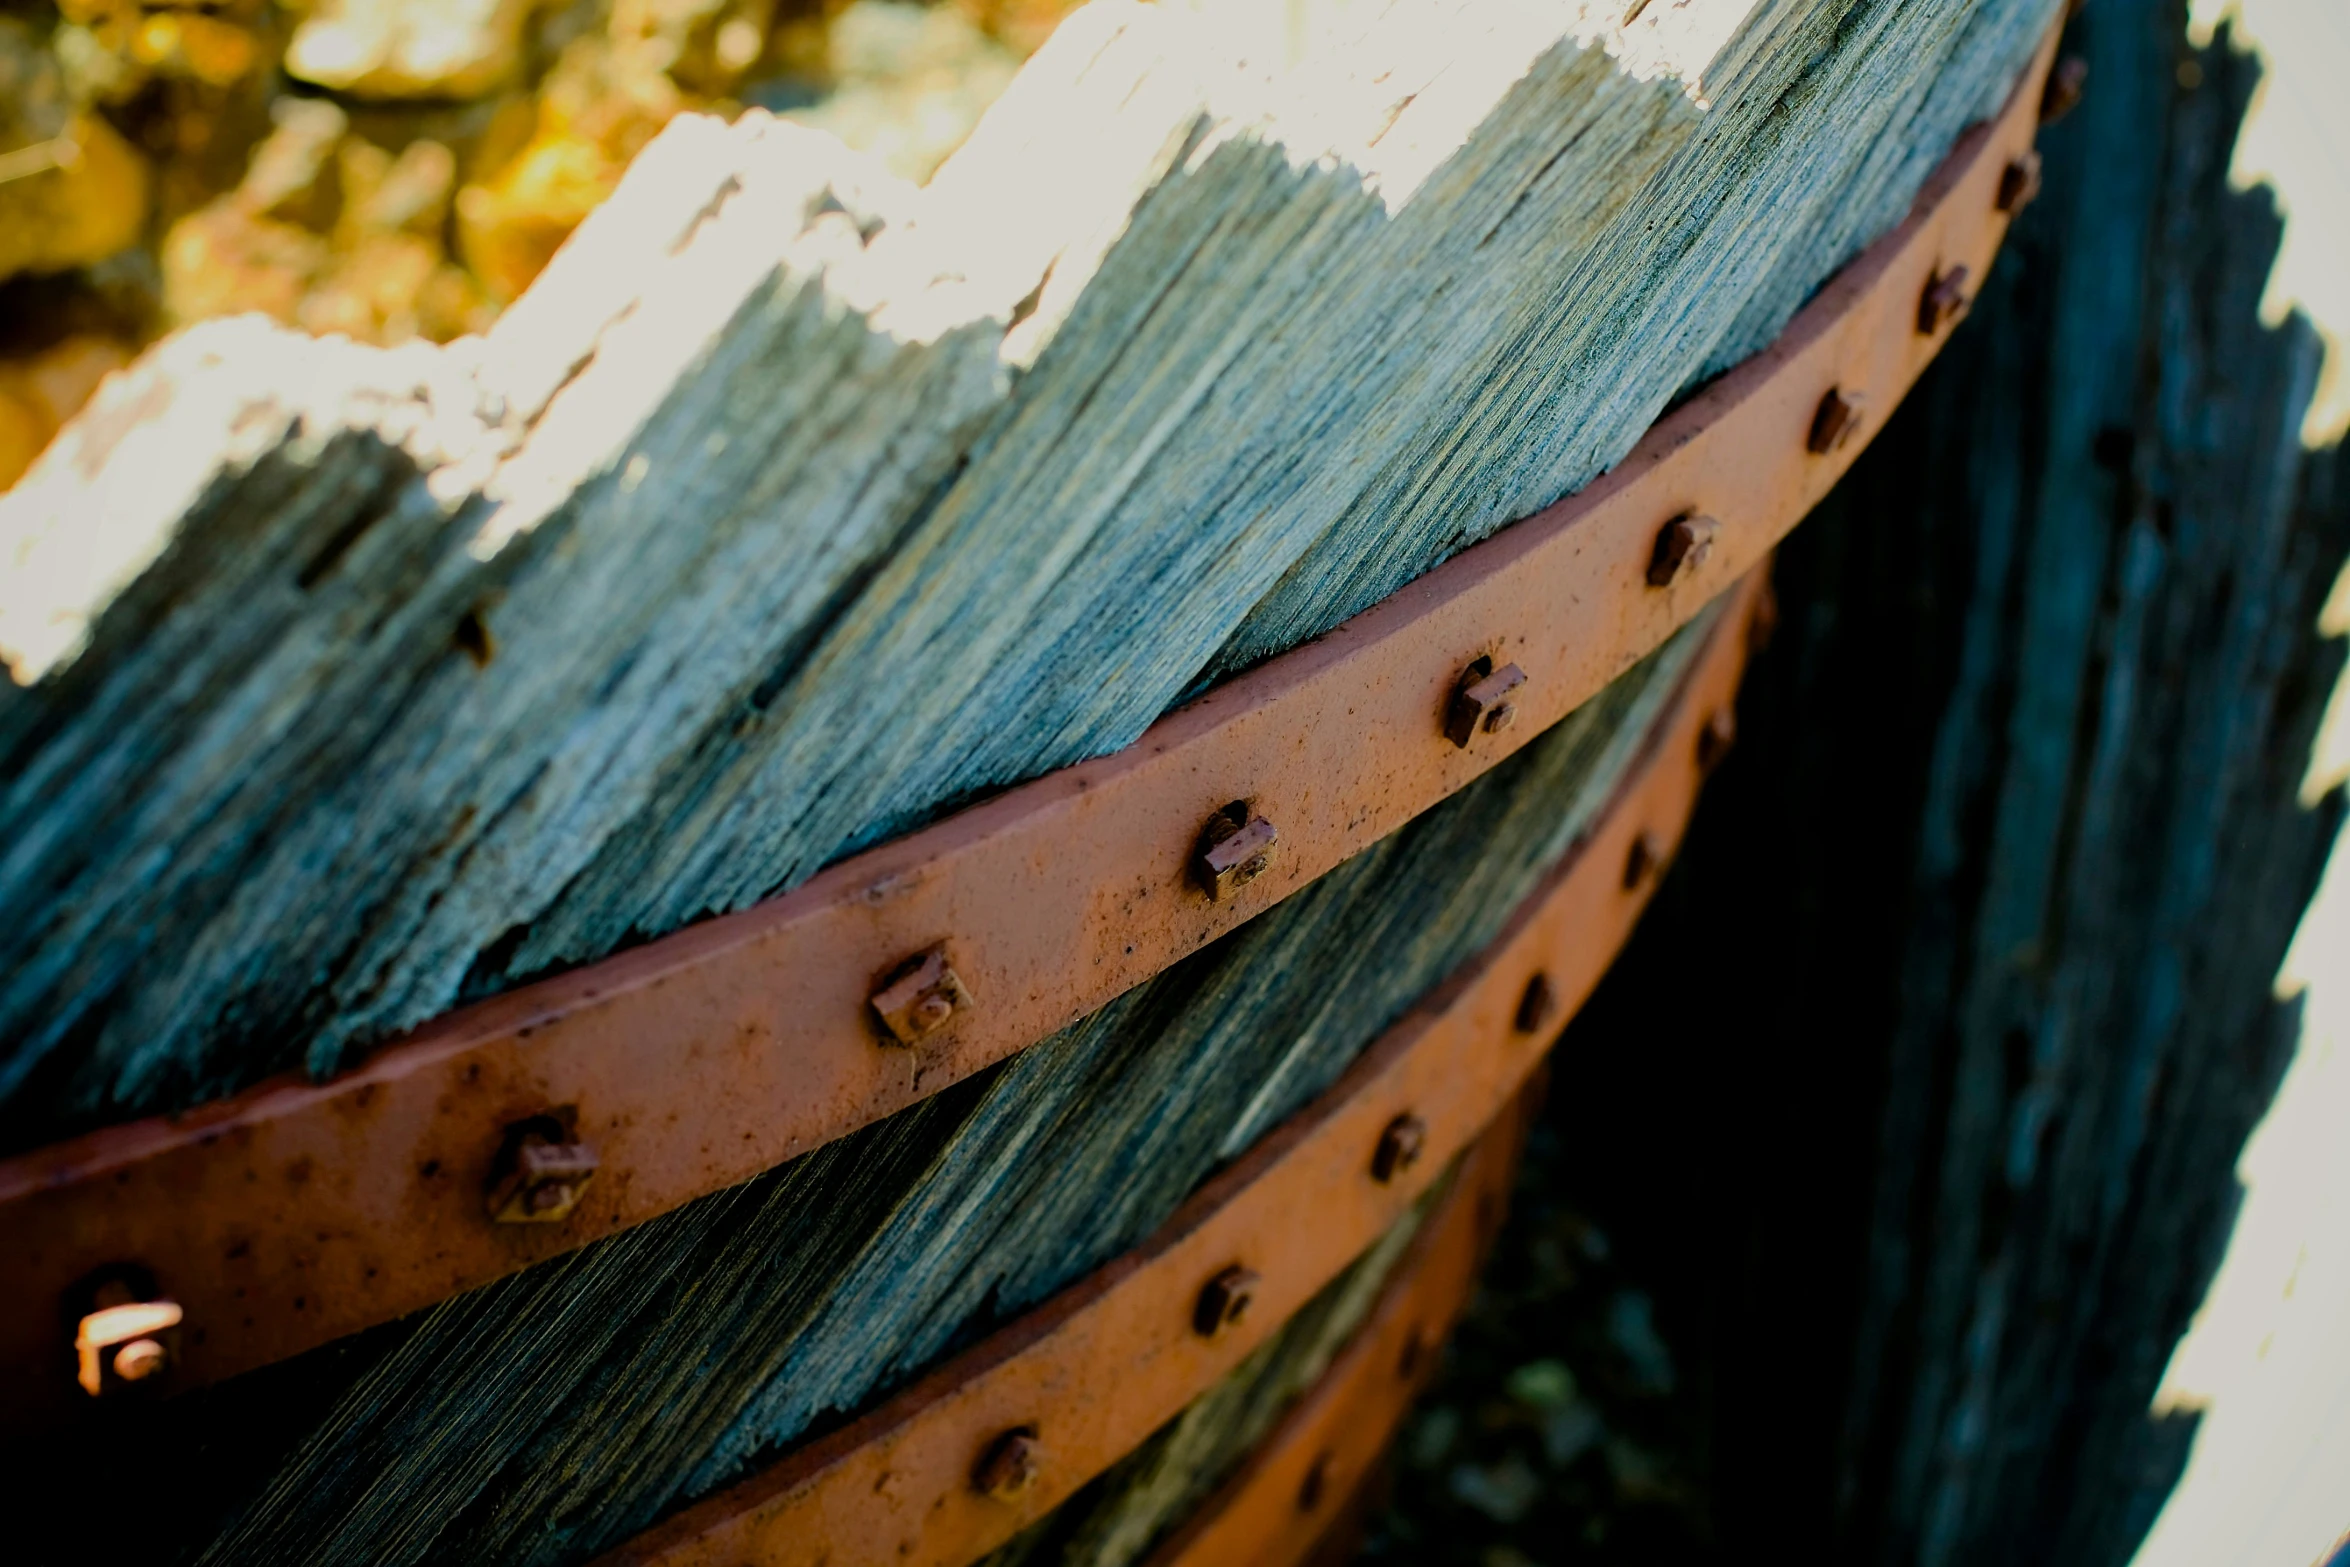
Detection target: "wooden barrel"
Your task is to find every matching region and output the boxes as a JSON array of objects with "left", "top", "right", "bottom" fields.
[{"left": 0, "top": 5, "right": 2063, "bottom": 1562}]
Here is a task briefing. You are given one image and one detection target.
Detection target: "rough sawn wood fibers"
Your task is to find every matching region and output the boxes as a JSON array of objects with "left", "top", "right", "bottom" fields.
[
  {"left": 17, "top": 616, "right": 1696, "bottom": 1566},
  {"left": 0, "top": 0, "right": 2056, "bottom": 1144}
]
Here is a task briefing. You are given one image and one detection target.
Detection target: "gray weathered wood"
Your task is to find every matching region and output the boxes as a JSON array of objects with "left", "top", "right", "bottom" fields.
[
  {"left": 1449, "top": 7, "right": 2350, "bottom": 1563},
  {"left": 0, "top": 0, "right": 2058, "bottom": 1144},
  {"left": 7, "top": 617, "right": 1695, "bottom": 1566}
]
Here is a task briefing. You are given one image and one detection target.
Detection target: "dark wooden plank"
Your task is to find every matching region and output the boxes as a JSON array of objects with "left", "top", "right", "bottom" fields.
[{"left": 1469, "top": 5, "right": 2350, "bottom": 1563}]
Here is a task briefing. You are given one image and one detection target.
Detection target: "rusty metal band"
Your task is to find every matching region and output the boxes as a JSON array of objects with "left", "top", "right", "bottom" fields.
[
  {"left": 586, "top": 567, "right": 1762, "bottom": 1567},
  {"left": 1137, "top": 1087, "right": 1528, "bottom": 1567},
  {"left": 0, "top": 32, "right": 2058, "bottom": 1427},
  {"left": 1138, "top": 1083, "right": 1531, "bottom": 1567}
]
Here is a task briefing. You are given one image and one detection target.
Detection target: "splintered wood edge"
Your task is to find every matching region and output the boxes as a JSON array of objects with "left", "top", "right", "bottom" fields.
[
  {"left": 588, "top": 572, "right": 1760, "bottom": 1567},
  {"left": 0, "top": 27, "right": 2055, "bottom": 1429}
]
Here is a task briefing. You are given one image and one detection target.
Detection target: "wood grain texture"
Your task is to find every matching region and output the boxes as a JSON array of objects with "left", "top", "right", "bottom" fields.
[
  {"left": 976, "top": 1178, "right": 1439, "bottom": 1567},
  {"left": 1516, "top": 5, "right": 2350, "bottom": 1563},
  {"left": 0, "top": 0, "right": 2059, "bottom": 1146},
  {"left": 3, "top": 617, "right": 1702, "bottom": 1567}
]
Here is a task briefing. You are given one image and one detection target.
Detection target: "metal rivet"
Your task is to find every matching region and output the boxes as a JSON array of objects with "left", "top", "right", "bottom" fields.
[
  {"left": 972, "top": 1426, "right": 1043, "bottom": 1499},
  {"left": 870, "top": 944, "right": 973, "bottom": 1045},
  {"left": 1696, "top": 707, "right": 1736, "bottom": 774},
  {"left": 1298, "top": 1451, "right": 1334, "bottom": 1512},
  {"left": 1371, "top": 1113, "right": 1428, "bottom": 1184},
  {"left": 1195, "top": 802, "right": 1278, "bottom": 901},
  {"left": 74, "top": 1296, "right": 183, "bottom": 1398},
  {"left": 1514, "top": 971, "right": 1559, "bottom": 1035},
  {"left": 1918, "top": 266, "right": 1971, "bottom": 335},
  {"left": 486, "top": 1118, "right": 600, "bottom": 1224},
  {"left": 1194, "top": 1264, "right": 1261, "bottom": 1338},
  {"left": 1807, "top": 387, "right": 1865, "bottom": 455},
  {"left": 1646, "top": 513, "right": 1720, "bottom": 589},
  {"left": 2040, "top": 55, "right": 2087, "bottom": 124},
  {"left": 1445, "top": 658, "right": 1528, "bottom": 748},
  {"left": 1623, "top": 830, "right": 1663, "bottom": 891},
  {"left": 1996, "top": 150, "right": 2043, "bottom": 214}
]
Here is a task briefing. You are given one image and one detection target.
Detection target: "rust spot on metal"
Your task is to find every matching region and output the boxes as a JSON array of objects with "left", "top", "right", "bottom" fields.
[
  {"left": 1646, "top": 512, "right": 1720, "bottom": 588},
  {"left": 1996, "top": 149, "right": 2042, "bottom": 214},
  {"left": 1194, "top": 804, "right": 1278, "bottom": 901},
  {"left": 1918, "top": 265, "right": 1971, "bottom": 335},
  {"left": 1514, "top": 972, "right": 1559, "bottom": 1035},
  {"left": 1807, "top": 388, "right": 1865, "bottom": 455},
  {"left": 1623, "top": 830, "right": 1663, "bottom": 891},
  {"left": 1370, "top": 1114, "right": 1427, "bottom": 1184},
  {"left": 869, "top": 945, "right": 974, "bottom": 1046},
  {"left": 1696, "top": 707, "right": 1737, "bottom": 774},
  {"left": 971, "top": 1427, "right": 1042, "bottom": 1500},
  {"left": 485, "top": 1118, "right": 599, "bottom": 1224},
  {"left": 1444, "top": 658, "right": 1528, "bottom": 748},
  {"left": 2040, "top": 55, "right": 2086, "bottom": 124},
  {"left": 1194, "top": 1265, "right": 1261, "bottom": 1338}
]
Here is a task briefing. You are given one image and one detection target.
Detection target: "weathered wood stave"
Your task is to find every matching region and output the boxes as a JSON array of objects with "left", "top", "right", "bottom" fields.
[{"left": 0, "top": 6, "right": 2067, "bottom": 1563}]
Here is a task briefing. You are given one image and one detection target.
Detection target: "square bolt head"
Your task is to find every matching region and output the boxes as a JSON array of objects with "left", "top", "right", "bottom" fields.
[
  {"left": 487, "top": 1134, "right": 600, "bottom": 1223},
  {"left": 870, "top": 944, "right": 974, "bottom": 1045},
  {"left": 2040, "top": 55, "right": 2086, "bottom": 124},
  {"left": 1996, "top": 150, "right": 2043, "bottom": 214},
  {"left": 75, "top": 1298, "right": 183, "bottom": 1397},
  {"left": 1807, "top": 387, "right": 1866, "bottom": 455},
  {"left": 1646, "top": 513, "right": 1720, "bottom": 589},
  {"left": 1298, "top": 1450, "right": 1335, "bottom": 1512},
  {"left": 1371, "top": 1113, "right": 1429, "bottom": 1183},
  {"left": 1444, "top": 659, "right": 1529, "bottom": 748},
  {"left": 1696, "top": 707, "right": 1737, "bottom": 774},
  {"left": 1194, "top": 1264, "right": 1262, "bottom": 1338},
  {"left": 1917, "top": 266, "right": 1971, "bottom": 335},
  {"left": 972, "top": 1426, "right": 1043, "bottom": 1499},
  {"left": 1623, "top": 829, "right": 1664, "bottom": 891},
  {"left": 1194, "top": 804, "right": 1278, "bottom": 901},
  {"left": 1514, "top": 971, "right": 1559, "bottom": 1035}
]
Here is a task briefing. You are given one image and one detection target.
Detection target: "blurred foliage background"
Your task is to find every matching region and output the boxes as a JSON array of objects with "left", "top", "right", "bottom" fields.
[{"left": 0, "top": 0, "right": 1082, "bottom": 487}]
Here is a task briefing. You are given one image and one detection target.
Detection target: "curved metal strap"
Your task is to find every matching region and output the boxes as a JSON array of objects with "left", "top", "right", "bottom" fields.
[
  {"left": 0, "top": 31, "right": 2057, "bottom": 1428},
  {"left": 1138, "top": 1086, "right": 1534, "bottom": 1567},
  {"left": 589, "top": 570, "right": 1761, "bottom": 1567}
]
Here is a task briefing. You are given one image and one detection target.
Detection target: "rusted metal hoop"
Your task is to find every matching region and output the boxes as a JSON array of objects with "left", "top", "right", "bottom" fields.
[
  {"left": 587, "top": 570, "right": 1762, "bottom": 1567},
  {"left": 0, "top": 29, "right": 2057, "bottom": 1430},
  {"left": 1138, "top": 1090, "right": 1530, "bottom": 1567}
]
